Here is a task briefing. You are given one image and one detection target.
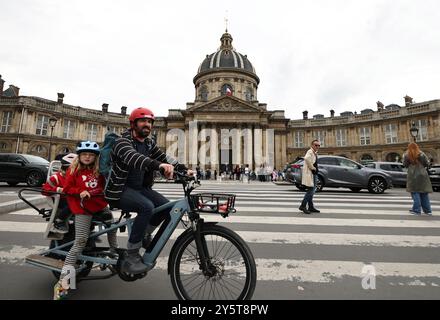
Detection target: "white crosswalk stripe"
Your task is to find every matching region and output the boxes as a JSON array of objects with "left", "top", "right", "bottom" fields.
[{"left": 1, "top": 182, "right": 440, "bottom": 293}]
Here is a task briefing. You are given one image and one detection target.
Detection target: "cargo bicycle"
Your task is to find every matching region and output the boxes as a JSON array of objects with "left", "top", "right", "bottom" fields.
[{"left": 19, "top": 166, "right": 257, "bottom": 300}]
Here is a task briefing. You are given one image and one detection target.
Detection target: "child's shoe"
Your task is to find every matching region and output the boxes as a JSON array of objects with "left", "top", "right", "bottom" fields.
[
  {"left": 53, "top": 281, "right": 69, "bottom": 300},
  {"left": 50, "top": 219, "right": 69, "bottom": 234}
]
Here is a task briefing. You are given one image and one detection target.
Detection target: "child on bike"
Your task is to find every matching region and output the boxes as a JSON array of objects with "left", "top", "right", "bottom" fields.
[
  {"left": 53, "top": 141, "right": 118, "bottom": 300},
  {"left": 42, "top": 153, "right": 77, "bottom": 233}
]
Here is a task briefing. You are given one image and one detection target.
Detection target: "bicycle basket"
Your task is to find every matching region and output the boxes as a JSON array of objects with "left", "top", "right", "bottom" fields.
[{"left": 189, "top": 193, "right": 236, "bottom": 217}]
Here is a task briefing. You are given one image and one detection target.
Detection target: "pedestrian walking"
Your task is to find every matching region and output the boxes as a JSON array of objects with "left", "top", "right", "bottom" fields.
[
  {"left": 244, "top": 164, "right": 250, "bottom": 184},
  {"left": 299, "top": 140, "right": 321, "bottom": 214},
  {"left": 403, "top": 142, "right": 433, "bottom": 215}
]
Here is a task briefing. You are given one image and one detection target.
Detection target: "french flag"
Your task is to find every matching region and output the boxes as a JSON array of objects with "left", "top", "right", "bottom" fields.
[{"left": 226, "top": 87, "right": 232, "bottom": 96}]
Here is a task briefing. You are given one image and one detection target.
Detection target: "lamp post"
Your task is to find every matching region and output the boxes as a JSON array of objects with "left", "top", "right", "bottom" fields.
[
  {"left": 409, "top": 121, "right": 419, "bottom": 143},
  {"left": 48, "top": 118, "right": 57, "bottom": 161}
]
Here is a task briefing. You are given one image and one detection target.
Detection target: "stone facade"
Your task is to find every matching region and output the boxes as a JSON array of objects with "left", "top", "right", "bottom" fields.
[{"left": 1, "top": 32, "right": 439, "bottom": 170}]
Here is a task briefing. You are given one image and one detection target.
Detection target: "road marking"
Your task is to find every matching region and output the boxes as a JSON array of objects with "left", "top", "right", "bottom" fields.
[
  {"left": 1, "top": 221, "right": 440, "bottom": 247},
  {"left": 1, "top": 245, "right": 439, "bottom": 286}
]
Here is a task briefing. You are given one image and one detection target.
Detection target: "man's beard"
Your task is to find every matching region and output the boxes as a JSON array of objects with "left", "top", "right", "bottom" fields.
[{"left": 136, "top": 127, "right": 150, "bottom": 138}]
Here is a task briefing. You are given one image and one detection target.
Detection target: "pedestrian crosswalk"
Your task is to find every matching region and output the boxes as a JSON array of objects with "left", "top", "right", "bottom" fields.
[{"left": 1, "top": 182, "right": 440, "bottom": 297}]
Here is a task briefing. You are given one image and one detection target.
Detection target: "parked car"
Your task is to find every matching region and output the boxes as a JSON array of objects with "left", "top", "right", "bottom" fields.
[
  {"left": 428, "top": 167, "right": 440, "bottom": 192},
  {"left": 429, "top": 164, "right": 440, "bottom": 175},
  {"left": 364, "top": 162, "right": 407, "bottom": 187},
  {"left": 289, "top": 155, "right": 393, "bottom": 194},
  {"left": 0, "top": 153, "right": 49, "bottom": 187},
  {"left": 284, "top": 157, "right": 303, "bottom": 184}
]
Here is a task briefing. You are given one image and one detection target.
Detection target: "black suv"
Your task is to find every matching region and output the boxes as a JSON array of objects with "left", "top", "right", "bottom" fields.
[
  {"left": 0, "top": 153, "right": 49, "bottom": 187},
  {"left": 428, "top": 166, "right": 440, "bottom": 192}
]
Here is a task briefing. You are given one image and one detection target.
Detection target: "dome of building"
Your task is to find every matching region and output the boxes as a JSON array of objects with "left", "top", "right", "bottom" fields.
[{"left": 197, "top": 31, "right": 256, "bottom": 76}]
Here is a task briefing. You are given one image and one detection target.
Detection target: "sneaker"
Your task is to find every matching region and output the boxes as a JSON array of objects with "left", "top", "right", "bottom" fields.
[
  {"left": 409, "top": 210, "right": 421, "bottom": 215},
  {"left": 50, "top": 219, "right": 69, "bottom": 234},
  {"left": 53, "top": 281, "right": 69, "bottom": 300},
  {"left": 423, "top": 212, "right": 433, "bottom": 216},
  {"left": 299, "top": 206, "right": 311, "bottom": 214}
]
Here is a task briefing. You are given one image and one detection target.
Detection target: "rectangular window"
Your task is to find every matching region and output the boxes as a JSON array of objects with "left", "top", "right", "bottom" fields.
[
  {"left": 107, "top": 126, "right": 120, "bottom": 134},
  {"left": 416, "top": 119, "right": 428, "bottom": 141},
  {"left": 87, "top": 123, "right": 98, "bottom": 141},
  {"left": 36, "top": 115, "right": 49, "bottom": 135},
  {"left": 0, "top": 111, "right": 13, "bottom": 133},
  {"left": 63, "top": 119, "right": 76, "bottom": 139},
  {"left": 360, "top": 127, "right": 371, "bottom": 145},
  {"left": 294, "top": 131, "right": 304, "bottom": 148},
  {"left": 315, "top": 131, "right": 326, "bottom": 147},
  {"left": 336, "top": 129, "right": 347, "bottom": 147},
  {"left": 384, "top": 124, "right": 398, "bottom": 144}
]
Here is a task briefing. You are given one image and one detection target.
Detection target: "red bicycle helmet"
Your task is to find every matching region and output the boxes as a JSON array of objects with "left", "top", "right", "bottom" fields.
[{"left": 129, "top": 107, "right": 155, "bottom": 123}]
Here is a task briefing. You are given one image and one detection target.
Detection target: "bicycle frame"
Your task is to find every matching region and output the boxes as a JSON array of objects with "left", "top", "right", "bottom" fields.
[
  {"left": 22, "top": 171, "right": 212, "bottom": 278},
  {"left": 31, "top": 198, "right": 189, "bottom": 272}
]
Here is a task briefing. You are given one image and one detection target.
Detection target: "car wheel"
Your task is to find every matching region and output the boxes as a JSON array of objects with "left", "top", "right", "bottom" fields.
[
  {"left": 350, "top": 188, "right": 361, "bottom": 193},
  {"left": 368, "top": 177, "right": 386, "bottom": 194},
  {"left": 7, "top": 182, "right": 19, "bottom": 187},
  {"left": 26, "top": 171, "right": 43, "bottom": 187},
  {"left": 315, "top": 176, "right": 324, "bottom": 192}
]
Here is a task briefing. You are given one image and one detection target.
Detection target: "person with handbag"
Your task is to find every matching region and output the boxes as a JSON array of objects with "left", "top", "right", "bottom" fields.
[{"left": 403, "top": 142, "right": 433, "bottom": 215}]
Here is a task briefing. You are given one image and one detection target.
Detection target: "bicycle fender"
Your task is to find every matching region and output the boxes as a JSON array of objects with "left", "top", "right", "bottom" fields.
[{"left": 167, "top": 221, "right": 218, "bottom": 274}]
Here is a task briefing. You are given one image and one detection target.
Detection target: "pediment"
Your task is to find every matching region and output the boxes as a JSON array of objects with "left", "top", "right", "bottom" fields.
[{"left": 189, "top": 96, "right": 263, "bottom": 113}]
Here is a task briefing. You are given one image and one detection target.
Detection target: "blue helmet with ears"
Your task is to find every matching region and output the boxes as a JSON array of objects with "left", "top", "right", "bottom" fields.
[{"left": 76, "top": 141, "right": 100, "bottom": 155}]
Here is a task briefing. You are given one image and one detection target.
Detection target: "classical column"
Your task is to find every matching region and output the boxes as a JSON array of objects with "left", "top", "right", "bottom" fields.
[
  {"left": 199, "top": 123, "right": 207, "bottom": 170},
  {"left": 184, "top": 128, "right": 190, "bottom": 166},
  {"left": 243, "top": 124, "right": 253, "bottom": 168},
  {"left": 254, "top": 125, "right": 262, "bottom": 170},
  {"left": 232, "top": 126, "right": 241, "bottom": 166},
  {"left": 209, "top": 124, "right": 219, "bottom": 171},
  {"left": 281, "top": 133, "right": 287, "bottom": 166},
  {"left": 188, "top": 120, "right": 198, "bottom": 168}
]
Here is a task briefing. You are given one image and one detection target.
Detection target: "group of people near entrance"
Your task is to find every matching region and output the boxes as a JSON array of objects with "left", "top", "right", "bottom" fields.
[
  {"left": 43, "top": 105, "right": 434, "bottom": 300},
  {"left": 298, "top": 139, "right": 433, "bottom": 215},
  {"left": 44, "top": 107, "right": 192, "bottom": 299}
]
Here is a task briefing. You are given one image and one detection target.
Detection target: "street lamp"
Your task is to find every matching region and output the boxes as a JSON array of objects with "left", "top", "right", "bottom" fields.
[
  {"left": 48, "top": 117, "right": 57, "bottom": 160},
  {"left": 409, "top": 121, "right": 419, "bottom": 143}
]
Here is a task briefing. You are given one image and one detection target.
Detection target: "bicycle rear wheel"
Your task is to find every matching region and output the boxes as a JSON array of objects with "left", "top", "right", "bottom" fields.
[{"left": 169, "top": 224, "right": 256, "bottom": 300}]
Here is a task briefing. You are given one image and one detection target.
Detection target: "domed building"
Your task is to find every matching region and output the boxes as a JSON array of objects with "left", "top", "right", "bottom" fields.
[
  {"left": 194, "top": 31, "right": 259, "bottom": 103},
  {"left": 153, "top": 30, "right": 289, "bottom": 173}
]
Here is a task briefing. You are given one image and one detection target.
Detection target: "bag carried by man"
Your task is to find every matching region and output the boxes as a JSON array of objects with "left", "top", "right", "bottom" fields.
[{"left": 99, "top": 131, "right": 120, "bottom": 180}]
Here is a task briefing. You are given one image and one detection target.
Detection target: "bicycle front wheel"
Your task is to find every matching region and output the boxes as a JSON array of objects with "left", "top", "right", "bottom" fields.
[{"left": 169, "top": 224, "right": 257, "bottom": 300}]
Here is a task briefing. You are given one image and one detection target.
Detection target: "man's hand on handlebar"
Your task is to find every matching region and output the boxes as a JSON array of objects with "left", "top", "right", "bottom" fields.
[
  {"left": 159, "top": 163, "right": 174, "bottom": 179},
  {"left": 186, "top": 169, "right": 195, "bottom": 177}
]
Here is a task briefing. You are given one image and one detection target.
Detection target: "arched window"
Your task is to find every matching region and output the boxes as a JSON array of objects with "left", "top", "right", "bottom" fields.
[
  {"left": 361, "top": 154, "right": 373, "bottom": 161},
  {"left": 360, "top": 154, "right": 374, "bottom": 165},
  {"left": 385, "top": 152, "right": 402, "bottom": 162},
  {"left": 221, "top": 84, "right": 233, "bottom": 96},
  {"left": 31, "top": 144, "right": 47, "bottom": 155}
]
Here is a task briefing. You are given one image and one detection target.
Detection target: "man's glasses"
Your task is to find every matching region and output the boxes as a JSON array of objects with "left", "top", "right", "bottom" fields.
[{"left": 314, "top": 144, "right": 321, "bottom": 147}]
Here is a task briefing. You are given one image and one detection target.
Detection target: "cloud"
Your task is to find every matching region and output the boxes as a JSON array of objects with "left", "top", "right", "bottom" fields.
[{"left": 1, "top": 0, "right": 439, "bottom": 120}]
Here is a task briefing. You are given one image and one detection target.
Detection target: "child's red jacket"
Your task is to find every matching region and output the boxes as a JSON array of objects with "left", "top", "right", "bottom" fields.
[{"left": 63, "top": 168, "right": 108, "bottom": 215}]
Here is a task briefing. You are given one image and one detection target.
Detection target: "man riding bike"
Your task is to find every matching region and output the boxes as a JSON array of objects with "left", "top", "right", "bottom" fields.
[{"left": 105, "top": 107, "right": 191, "bottom": 274}]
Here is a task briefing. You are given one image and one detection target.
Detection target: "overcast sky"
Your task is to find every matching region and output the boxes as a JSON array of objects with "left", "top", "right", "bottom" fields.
[{"left": 1, "top": 0, "right": 439, "bottom": 120}]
